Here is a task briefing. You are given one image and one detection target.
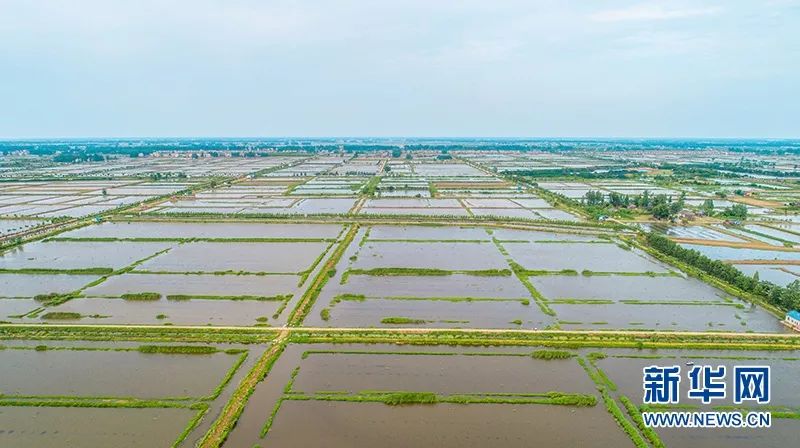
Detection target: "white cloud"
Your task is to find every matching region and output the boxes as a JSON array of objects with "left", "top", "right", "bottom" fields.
[{"left": 591, "top": 3, "right": 720, "bottom": 22}]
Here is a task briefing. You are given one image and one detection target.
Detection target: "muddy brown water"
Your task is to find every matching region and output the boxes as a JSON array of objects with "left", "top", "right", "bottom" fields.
[
  {"left": 265, "top": 398, "right": 631, "bottom": 447},
  {"left": 292, "top": 352, "right": 597, "bottom": 394},
  {"left": 43, "top": 297, "right": 284, "bottom": 326},
  {"left": 0, "top": 274, "right": 98, "bottom": 298},
  {"left": 137, "top": 241, "right": 327, "bottom": 273},
  {"left": 0, "top": 349, "right": 239, "bottom": 398},
  {"left": 0, "top": 241, "right": 175, "bottom": 270},
  {"left": 83, "top": 273, "right": 298, "bottom": 298},
  {"left": 353, "top": 241, "right": 508, "bottom": 271},
  {"left": 0, "top": 407, "right": 195, "bottom": 448}
]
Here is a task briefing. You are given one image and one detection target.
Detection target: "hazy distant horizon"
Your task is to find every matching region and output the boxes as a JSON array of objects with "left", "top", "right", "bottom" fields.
[{"left": 1, "top": 136, "right": 799, "bottom": 142}]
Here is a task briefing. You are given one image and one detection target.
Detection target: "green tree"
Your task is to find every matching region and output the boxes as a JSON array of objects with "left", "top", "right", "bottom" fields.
[
  {"left": 701, "top": 199, "right": 715, "bottom": 215},
  {"left": 722, "top": 204, "right": 748, "bottom": 220},
  {"left": 652, "top": 203, "right": 671, "bottom": 220}
]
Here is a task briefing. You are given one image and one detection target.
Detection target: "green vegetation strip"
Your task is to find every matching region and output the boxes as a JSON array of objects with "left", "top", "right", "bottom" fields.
[
  {"left": 0, "top": 267, "right": 114, "bottom": 275},
  {"left": 288, "top": 225, "right": 359, "bottom": 326},
  {"left": 531, "top": 349, "right": 573, "bottom": 359},
  {"left": 40, "top": 312, "right": 82, "bottom": 320},
  {"left": 138, "top": 344, "right": 218, "bottom": 354},
  {"left": 0, "top": 396, "right": 196, "bottom": 409},
  {"left": 131, "top": 270, "right": 296, "bottom": 276},
  {"left": 173, "top": 407, "right": 210, "bottom": 448},
  {"left": 300, "top": 349, "right": 532, "bottom": 358},
  {"left": 166, "top": 294, "right": 291, "bottom": 302},
  {"left": 578, "top": 356, "right": 649, "bottom": 448},
  {"left": 0, "top": 325, "right": 278, "bottom": 344},
  {"left": 288, "top": 329, "right": 800, "bottom": 351},
  {"left": 204, "top": 352, "right": 249, "bottom": 401},
  {"left": 332, "top": 294, "right": 526, "bottom": 304},
  {"left": 199, "top": 338, "right": 287, "bottom": 448},
  {"left": 493, "top": 240, "right": 556, "bottom": 316},
  {"left": 381, "top": 317, "right": 429, "bottom": 325},
  {"left": 620, "top": 395, "right": 666, "bottom": 448},
  {"left": 46, "top": 237, "right": 334, "bottom": 243},
  {"left": 121, "top": 292, "right": 161, "bottom": 301},
  {"left": 641, "top": 233, "right": 794, "bottom": 315},
  {"left": 283, "top": 390, "right": 597, "bottom": 407},
  {"left": 343, "top": 267, "right": 512, "bottom": 277}
]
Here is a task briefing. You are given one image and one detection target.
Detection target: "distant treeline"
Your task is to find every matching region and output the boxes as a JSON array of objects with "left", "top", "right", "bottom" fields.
[
  {"left": 2, "top": 138, "right": 799, "bottom": 158},
  {"left": 646, "top": 233, "right": 800, "bottom": 312},
  {"left": 658, "top": 162, "right": 799, "bottom": 178},
  {"left": 509, "top": 168, "right": 634, "bottom": 178}
]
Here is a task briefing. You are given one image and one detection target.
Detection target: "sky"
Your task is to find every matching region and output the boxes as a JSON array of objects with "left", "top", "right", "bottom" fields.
[{"left": 0, "top": 0, "right": 798, "bottom": 139}]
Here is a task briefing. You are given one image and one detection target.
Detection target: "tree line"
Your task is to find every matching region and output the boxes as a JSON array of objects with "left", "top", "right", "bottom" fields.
[
  {"left": 646, "top": 232, "right": 800, "bottom": 312},
  {"left": 583, "top": 190, "right": 748, "bottom": 220}
]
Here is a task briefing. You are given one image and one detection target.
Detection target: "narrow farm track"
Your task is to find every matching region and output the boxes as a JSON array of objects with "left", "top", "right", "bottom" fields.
[
  {"left": 287, "top": 224, "right": 359, "bottom": 326},
  {"left": 198, "top": 330, "right": 289, "bottom": 448}
]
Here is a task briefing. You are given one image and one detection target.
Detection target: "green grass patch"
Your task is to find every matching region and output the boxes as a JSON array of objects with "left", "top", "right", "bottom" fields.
[
  {"left": 531, "top": 349, "right": 573, "bottom": 360},
  {"left": 0, "top": 267, "right": 113, "bottom": 275},
  {"left": 344, "top": 267, "right": 511, "bottom": 277},
  {"left": 121, "top": 292, "right": 161, "bottom": 301},
  {"left": 382, "top": 391, "right": 438, "bottom": 405},
  {"left": 40, "top": 312, "right": 82, "bottom": 320},
  {"left": 138, "top": 345, "right": 218, "bottom": 355},
  {"left": 380, "top": 317, "right": 429, "bottom": 325},
  {"left": 165, "top": 294, "right": 291, "bottom": 301},
  {"left": 601, "top": 388, "right": 649, "bottom": 448},
  {"left": 284, "top": 390, "right": 597, "bottom": 407},
  {"left": 347, "top": 267, "right": 452, "bottom": 276},
  {"left": 620, "top": 395, "right": 666, "bottom": 448}
]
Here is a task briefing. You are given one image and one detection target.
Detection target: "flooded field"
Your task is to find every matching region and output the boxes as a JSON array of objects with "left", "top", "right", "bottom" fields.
[
  {"left": 0, "top": 336, "right": 267, "bottom": 448},
  {"left": 352, "top": 241, "right": 508, "bottom": 271},
  {"left": 1, "top": 220, "right": 340, "bottom": 325},
  {"left": 266, "top": 401, "right": 628, "bottom": 448},
  {"left": 0, "top": 274, "right": 99, "bottom": 297},
  {"left": 0, "top": 407, "right": 196, "bottom": 448},
  {"left": 293, "top": 351, "right": 597, "bottom": 394},
  {"left": 83, "top": 273, "right": 297, "bottom": 298},
  {"left": 531, "top": 275, "right": 730, "bottom": 302},
  {"left": 228, "top": 341, "right": 800, "bottom": 448},
  {"left": 41, "top": 297, "right": 286, "bottom": 326},
  {"left": 225, "top": 343, "right": 634, "bottom": 447},
  {"left": 550, "top": 301, "right": 787, "bottom": 332},
  {"left": 0, "top": 219, "right": 44, "bottom": 236},
  {"left": 3, "top": 149, "right": 799, "bottom": 448},
  {"left": 503, "top": 242, "right": 670, "bottom": 273},
  {"left": 302, "top": 224, "right": 787, "bottom": 331},
  {"left": 137, "top": 241, "right": 327, "bottom": 273},
  {"left": 592, "top": 348, "right": 800, "bottom": 447},
  {"left": 0, "top": 348, "right": 237, "bottom": 397},
  {"left": 0, "top": 241, "right": 174, "bottom": 270},
  {"left": 0, "top": 180, "right": 191, "bottom": 219},
  {"left": 60, "top": 221, "right": 343, "bottom": 239}
]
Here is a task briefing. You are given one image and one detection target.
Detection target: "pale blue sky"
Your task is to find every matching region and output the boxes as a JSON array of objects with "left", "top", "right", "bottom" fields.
[{"left": 1, "top": 0, "right": 798, "bottom": 138}]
